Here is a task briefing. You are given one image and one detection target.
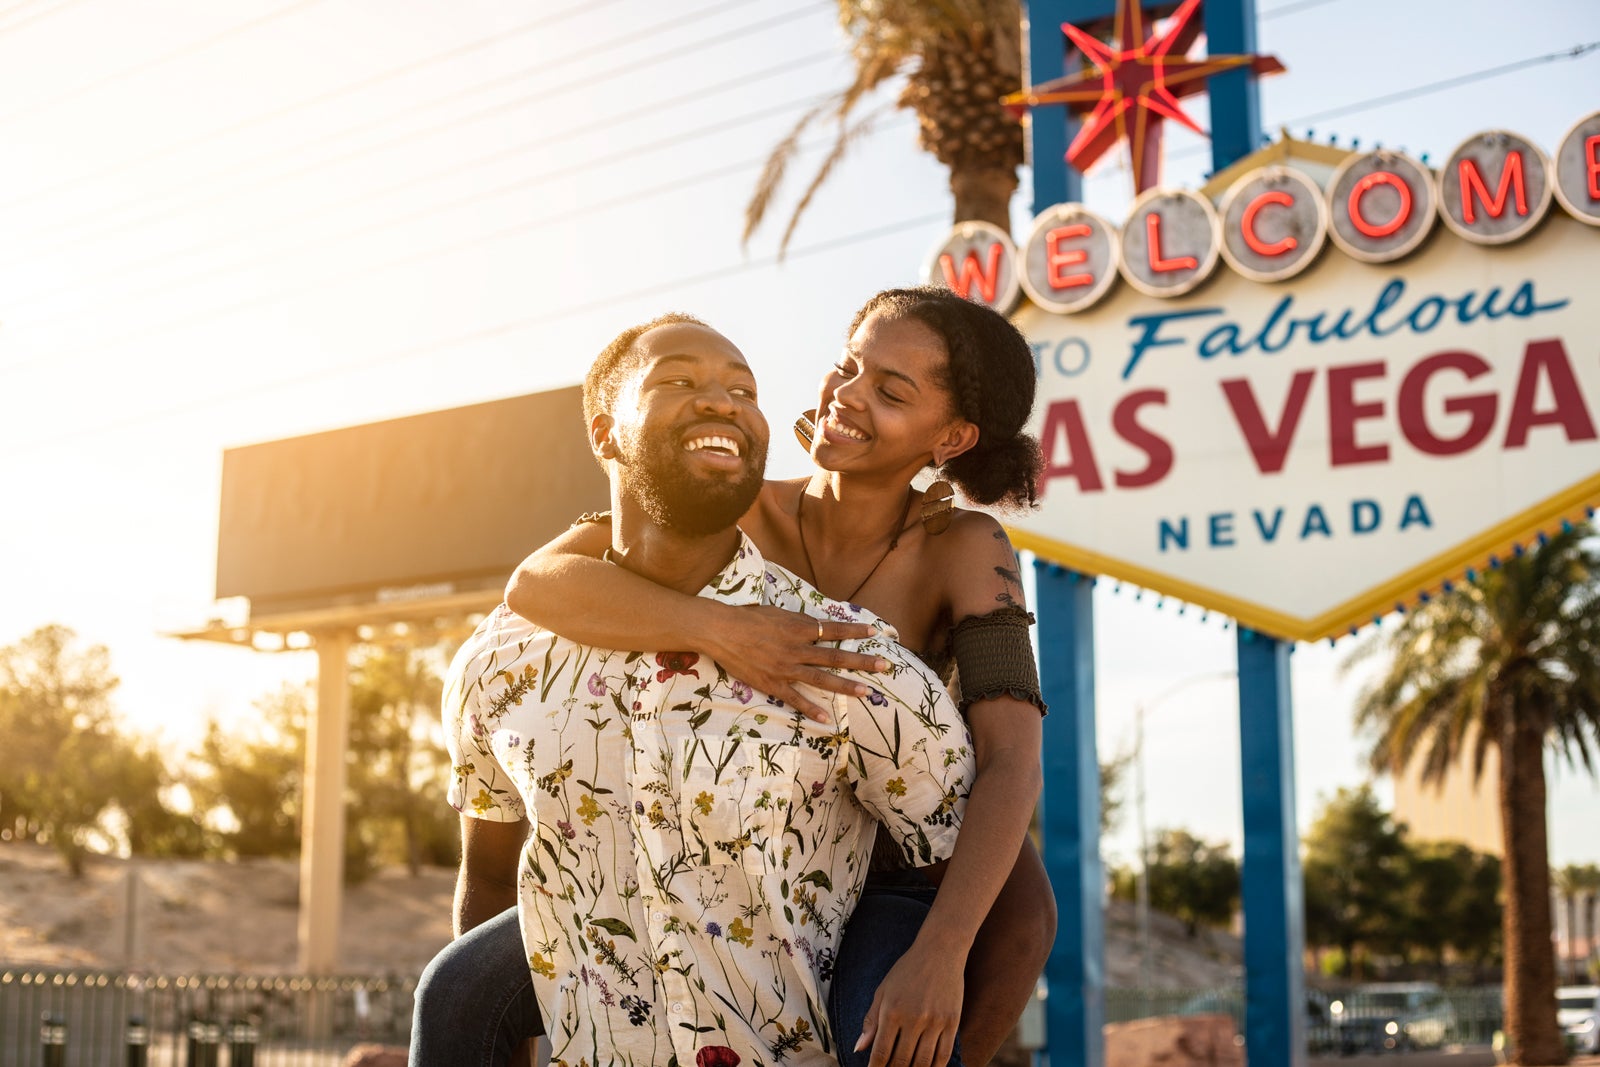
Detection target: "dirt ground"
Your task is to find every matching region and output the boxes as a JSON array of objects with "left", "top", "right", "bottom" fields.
[
  {"left": 0, "top": 841, "right": 1240, "bottom": 986},
  {"left": 0, "top": 842, "right": 454, "bottom": 975}
]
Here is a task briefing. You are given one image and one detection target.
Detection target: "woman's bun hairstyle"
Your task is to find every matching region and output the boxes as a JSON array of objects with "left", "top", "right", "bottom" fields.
[{"left": 847, "top": 286, "right": 1042, "bottom": 509}]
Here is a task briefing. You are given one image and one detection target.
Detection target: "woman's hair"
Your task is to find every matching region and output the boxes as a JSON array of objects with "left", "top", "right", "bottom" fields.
[{"left": 847, "top": 286, "right": 1042, "bottom": 509}]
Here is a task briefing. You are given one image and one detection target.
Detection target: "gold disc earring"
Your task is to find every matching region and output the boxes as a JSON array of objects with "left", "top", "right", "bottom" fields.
[
  {"left": 794, "top": 410, "right": 818, "bottom": 453},
  {"left": 921, "top": 479, "right": 955, "bottom": 535}
]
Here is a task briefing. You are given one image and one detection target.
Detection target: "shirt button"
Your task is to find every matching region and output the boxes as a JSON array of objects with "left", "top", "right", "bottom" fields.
[
  {"left": 671, "top": 1003, "right": 684, "bottom": 1014},
  {"left": 653, "top": 911, "right": 667, "bottom": 922}
]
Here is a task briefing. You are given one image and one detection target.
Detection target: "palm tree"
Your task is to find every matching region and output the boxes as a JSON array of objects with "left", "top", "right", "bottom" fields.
[
  {"left": 1350, "top": 524, "right": 1600, "bottom": 1066},
  {"left": 744, "top": 0, "right": 1024, "bottom": 254}
]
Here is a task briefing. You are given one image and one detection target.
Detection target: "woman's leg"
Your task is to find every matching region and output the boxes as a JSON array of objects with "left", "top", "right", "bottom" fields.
[
  {"left": 957, "top": 839, "right": 1055, "bottom": 1066},
  {"left": 409, "top": 906, "right": 545, "bottom": 1067},
  {"left": 829, "top": 884, "right": 963, "bottom": 1067}
]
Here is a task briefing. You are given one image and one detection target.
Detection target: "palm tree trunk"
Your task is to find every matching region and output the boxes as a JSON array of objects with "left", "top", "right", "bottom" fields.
[
  {"left": 1498, "top": 705, "right": 1567, "bottom": 1065},
  {"left": 1587, "top": 891, "right": 1598, "bottom": 979},
  {"left": 950, "top": 164, "right": 1017, "bottom": 232}
]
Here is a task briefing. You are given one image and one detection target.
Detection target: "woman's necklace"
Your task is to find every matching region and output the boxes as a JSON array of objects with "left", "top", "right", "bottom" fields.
[{"left": 795, "top": 485, "right": 916, "bottom": 604}]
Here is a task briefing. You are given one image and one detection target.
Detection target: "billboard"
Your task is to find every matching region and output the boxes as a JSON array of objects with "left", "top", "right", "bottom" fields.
[{"left": 216, "top": 386, "right": 607, "bottom": 623}]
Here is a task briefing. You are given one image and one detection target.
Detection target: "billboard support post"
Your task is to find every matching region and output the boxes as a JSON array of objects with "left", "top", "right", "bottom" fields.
[
  {"left": 1238, "top": 629, "right": 1307, "bottom": 1067},
  {"left": 298, "top": 630, "right": 352, "bottom": 977}
]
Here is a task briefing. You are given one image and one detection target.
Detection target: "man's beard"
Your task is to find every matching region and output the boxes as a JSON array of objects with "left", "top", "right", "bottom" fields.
[{"left": 616, "top": 423, "right": 767, "bottom": 537}]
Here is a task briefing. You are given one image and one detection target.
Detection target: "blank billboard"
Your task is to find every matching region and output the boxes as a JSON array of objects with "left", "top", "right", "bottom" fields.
[{"left": 216, "top": 386, "right": 607, "bottom": 620}]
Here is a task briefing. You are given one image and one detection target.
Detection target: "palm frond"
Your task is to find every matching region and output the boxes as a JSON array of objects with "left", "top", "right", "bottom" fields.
[
  {"left": 742, "top": 98, "right": 834, "bottom": 247},
  {"left": 776, "top": 106, "right": 888, "bottom": 256}
]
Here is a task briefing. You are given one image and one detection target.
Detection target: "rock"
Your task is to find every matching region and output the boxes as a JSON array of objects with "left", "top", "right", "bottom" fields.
[
  {"left": 342, "top": 1043, "right": 408, "bottom": 1067},
  {"left": 1104, "top": 1013, "right": 1242, "bottom": 1067}
]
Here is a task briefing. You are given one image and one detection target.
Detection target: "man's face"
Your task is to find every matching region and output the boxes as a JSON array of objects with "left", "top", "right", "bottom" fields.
[{"left": 606, "top": 323, "right": 769, "bottom": 536}]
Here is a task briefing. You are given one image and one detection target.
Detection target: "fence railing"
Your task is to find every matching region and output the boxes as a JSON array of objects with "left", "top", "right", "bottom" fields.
[
  {"left": 0, "top": 969, "right": 415, "bottom": 1067},
  {"left": 1, "top": 965, "right": 1510, "bottom": 1066}
]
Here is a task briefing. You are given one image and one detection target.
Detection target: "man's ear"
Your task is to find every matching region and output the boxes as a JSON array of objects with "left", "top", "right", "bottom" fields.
[
  {"left": 590, "top": 413, "right": 619, "bottom": 461},
  {"left": 932, "top": 419, "right": 979, "bottom": 467}
]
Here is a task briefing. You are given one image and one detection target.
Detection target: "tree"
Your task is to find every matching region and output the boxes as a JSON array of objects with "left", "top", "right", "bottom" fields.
[
  {"left": 1141, "top": 828, "right": 1239, "bottom": 938},
  {"left": 1400, "top": 841, "right": 1501, "bottom": 977},
  {"left": 1351, "top": 524, "right": 1600, "bottom": 1066},
  {"left": 1099, "top": 751, "right": 1131, "bottom": 837},
  {"left": 1301, "top": 786, "right": 1410, "bottom": 975},
  {"left": 744, "top": 0, "right": 1023, "bottom": 253},
  {"left": 186, "top": 682, "right": 308, "bottom": 860},
  {"left": 0, "top": 625, "right": 126, "bottom": 875},
  {"left": 1556, "top": 865, "right": 1587, "bottom": 984},
  {"left": 345, "top": 646, "right": 456, "bottom": 875},
  {"left": 1564, "top": 863, "right": 1600, "bottom": 984}
]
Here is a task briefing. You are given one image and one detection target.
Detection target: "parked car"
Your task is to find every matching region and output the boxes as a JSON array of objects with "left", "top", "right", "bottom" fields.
[
  {"left": 1331, "top": 982, "right": 1457, "bottom": 1053},
  {"left": 1558, "top": 985, "right": 1600, "bottom": 1054}
]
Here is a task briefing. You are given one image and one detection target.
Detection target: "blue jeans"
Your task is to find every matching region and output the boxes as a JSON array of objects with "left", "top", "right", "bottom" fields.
[
  {"left": 409, "top": 908, "right": 543, "bottom": 1067},
  {"left": 830, "top": 879, "right": 964, "bottom": 1067},
  {"left": 410, "top": 880, "right": 960, "bottom": 1067}
]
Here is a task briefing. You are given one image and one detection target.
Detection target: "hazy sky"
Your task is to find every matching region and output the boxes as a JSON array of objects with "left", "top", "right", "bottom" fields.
[{"left": 1, "top": 0, "right": 1596, "bottom": 869}]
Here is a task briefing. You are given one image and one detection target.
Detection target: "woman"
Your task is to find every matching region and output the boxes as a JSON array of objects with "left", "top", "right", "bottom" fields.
[{"left": 414, "top": 287, "right": 1055, "bottom": 1067}]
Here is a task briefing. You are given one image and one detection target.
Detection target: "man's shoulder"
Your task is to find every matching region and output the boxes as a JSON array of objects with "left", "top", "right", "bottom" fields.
[{"left": 446, "top": 605, "right": 560, "bottom": 690}]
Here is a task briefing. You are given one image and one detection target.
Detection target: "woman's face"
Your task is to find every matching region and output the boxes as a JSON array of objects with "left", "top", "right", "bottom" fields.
[{"left": 811, "top": 310, "right": 971, "bottom": 477}]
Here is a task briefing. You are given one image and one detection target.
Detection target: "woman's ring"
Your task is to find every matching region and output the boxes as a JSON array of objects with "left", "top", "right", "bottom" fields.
[{"left": 816, "top": 619, "right": 825, "bottom": 643}]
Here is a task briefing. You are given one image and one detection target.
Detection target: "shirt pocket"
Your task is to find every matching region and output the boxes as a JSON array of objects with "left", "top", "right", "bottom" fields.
[{"left": 680, "top": 738, "right": 801, "bottom": 870}]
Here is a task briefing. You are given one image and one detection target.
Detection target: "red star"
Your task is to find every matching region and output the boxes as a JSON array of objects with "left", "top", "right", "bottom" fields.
[{"left": 1004, "top": 0, "right": 1284, "bottom": 193}]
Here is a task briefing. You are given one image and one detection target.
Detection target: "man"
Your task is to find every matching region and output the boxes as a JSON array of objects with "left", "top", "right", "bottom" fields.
[{"left": 441, "top": 314, "right": 976, "bottom": 1067}]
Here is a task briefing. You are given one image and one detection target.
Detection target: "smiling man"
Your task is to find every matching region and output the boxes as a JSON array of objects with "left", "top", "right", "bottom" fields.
[{"left": 438, "top": 314, "right": 975, "bottom": 1067}]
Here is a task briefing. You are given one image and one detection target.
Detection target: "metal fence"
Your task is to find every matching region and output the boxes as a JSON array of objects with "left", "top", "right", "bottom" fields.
[
  {"left": 1105, "top": 984, "right": 1505, "bottom": 1052},
  {"left": 0, "top": 969, "right": 416, "bottom": 1067},
  {"left": 2, "top": 965, "right": 1511, "bottom": 1066}
]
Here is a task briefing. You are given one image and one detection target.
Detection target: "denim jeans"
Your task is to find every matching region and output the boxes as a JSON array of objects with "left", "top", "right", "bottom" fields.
[
  {"left": 409, "top": 907, "right": 543, "bottom": 1067},
  {"left": 410, "top": 879, "right": 960, "bottom": 1067},
  {"left": 830, "top": 878, "right": 964, "bottom": 1067}
]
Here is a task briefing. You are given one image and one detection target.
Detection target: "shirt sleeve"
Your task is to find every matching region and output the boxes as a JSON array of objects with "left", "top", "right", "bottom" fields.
[
  {"left": 442, "top": 611, "right": 531, "bottom": 824},
  {"left": 834, "top": 624, "right": 974, "bottom": 868}
]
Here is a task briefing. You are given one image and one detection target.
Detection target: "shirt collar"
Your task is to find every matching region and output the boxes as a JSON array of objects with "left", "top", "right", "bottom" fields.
[{"left": 696, "top": 528, "right": 768, "bottom": 607}]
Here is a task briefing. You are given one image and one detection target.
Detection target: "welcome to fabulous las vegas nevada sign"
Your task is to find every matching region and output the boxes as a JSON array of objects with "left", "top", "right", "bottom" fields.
[{"left": 926, "top": 113, "right": 1600, "bottom": 642}]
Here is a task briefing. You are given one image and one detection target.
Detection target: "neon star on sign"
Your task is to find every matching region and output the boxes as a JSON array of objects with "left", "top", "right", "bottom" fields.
[{"left": 1004, "top": 0, "right": 1284, "bottom": 193}]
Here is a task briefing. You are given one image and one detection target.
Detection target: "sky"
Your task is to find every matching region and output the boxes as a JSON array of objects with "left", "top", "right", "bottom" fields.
[{"left": 0, "top": 0, "right": 1597, "bottom": 871}]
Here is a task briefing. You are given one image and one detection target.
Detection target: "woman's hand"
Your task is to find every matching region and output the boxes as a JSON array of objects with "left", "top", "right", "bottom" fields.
[
  {"left": 856, "top": 939, "right": 965, "bottom": 1067},
  {"left": 706, "top": 605, "right": 884, "bottom": 723}
]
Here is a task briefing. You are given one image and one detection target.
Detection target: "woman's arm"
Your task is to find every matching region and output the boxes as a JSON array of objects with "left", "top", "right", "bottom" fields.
[
  {"left": 858, "top": 515, "right": 1047, "bottom": 1067},
  {"left": 503, "top": 519, "right": 883, "bottom": 721}
]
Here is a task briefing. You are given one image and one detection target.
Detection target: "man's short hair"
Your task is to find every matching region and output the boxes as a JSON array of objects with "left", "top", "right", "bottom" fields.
[{"left": 582, "top": 312, "right": 709, "bottom": 430}]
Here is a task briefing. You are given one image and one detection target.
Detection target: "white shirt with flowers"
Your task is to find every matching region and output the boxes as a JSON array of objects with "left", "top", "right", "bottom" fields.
[{"left": 443, "top": 532, "right": 973, "bottom": 1067}]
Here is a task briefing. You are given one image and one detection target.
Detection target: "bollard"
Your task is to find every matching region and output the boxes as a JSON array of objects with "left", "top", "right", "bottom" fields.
[
  {"left": 40, "top": 1012, "right": 67, "bottom": 1067},
  {"left": 227, "top": 1018, "right": 259, "bottom": 1067},
  {"left": 186, "top": 1017, "right": 221, "bottom": 1067},
  {"left": 126, "top": 1015, "right": 150, "bottom": 1067}
]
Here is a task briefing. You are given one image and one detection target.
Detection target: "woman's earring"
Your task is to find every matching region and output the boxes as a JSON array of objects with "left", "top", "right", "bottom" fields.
[
  {"left": 794, "top": 410, "right": 817, "bottom": 453},
  {"left": 921, "top": 479, "right": 955, "bottom": 535}
]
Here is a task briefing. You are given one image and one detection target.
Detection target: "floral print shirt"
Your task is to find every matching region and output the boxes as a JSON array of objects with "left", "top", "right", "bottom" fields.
[{"left": 443, "top": 532, "right": 973, "bottom": 1067}]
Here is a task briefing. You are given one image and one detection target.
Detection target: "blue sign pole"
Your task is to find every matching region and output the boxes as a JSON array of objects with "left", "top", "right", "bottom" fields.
[
  {"left": 1237, "top": 630, "right": 1307, "bottom": 1067},
  {"left": 1033, "top": 564, "right": 1103, "bottom": 1067},
  {"left": 1199, "top": 2, "right": 1308, "bottom": 1062},
  {"left": 1024, "top": 4, "right": 1099, "bottom": 1065},
  {"left": 1202, "top": 0, "right": 1265, "bottom": 171}
]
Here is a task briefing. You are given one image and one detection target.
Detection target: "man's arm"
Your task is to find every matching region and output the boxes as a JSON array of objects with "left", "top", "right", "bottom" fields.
[{"left": 453, "top": 814, "right": 530, "bottom": 937}]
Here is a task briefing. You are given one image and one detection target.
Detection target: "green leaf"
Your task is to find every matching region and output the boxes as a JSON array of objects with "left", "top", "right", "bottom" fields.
[
  {"left": 586, "top": 917, "right": 637, "bottom": 940},
  {"left": 798, "top": 870, "right": 833, "bottom": 892}
]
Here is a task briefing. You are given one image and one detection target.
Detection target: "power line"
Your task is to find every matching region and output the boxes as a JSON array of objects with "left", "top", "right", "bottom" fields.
[
  {"left": 6, "top": 48, "right": 841, "bottom": 316},
  {"left": 1259, "top": 0, "right": 1343, "bottom": 19},
  {"left": 0, "top": 0, "right": 328, "bottom": 126},
  {"left": 0, "top": 0, "right": 798, "bottom": 230},
  {"left": 1083, "top": 39, "right": 1600, "bottom": 181},
  {"left": 0, "top": 0, "right": 703, "bottom": 214},
  {"left": 1286, "top": 41, "right": 1599, "bottom": 126},
  {"left": 0, "top": 0, "right": 90, "bottom": 38},
  {"left": 0, "top": 103, "right": 912, "bottom": 378},
  {"left": 0, "top": 210, "right": 945, "bottom": 461}
]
